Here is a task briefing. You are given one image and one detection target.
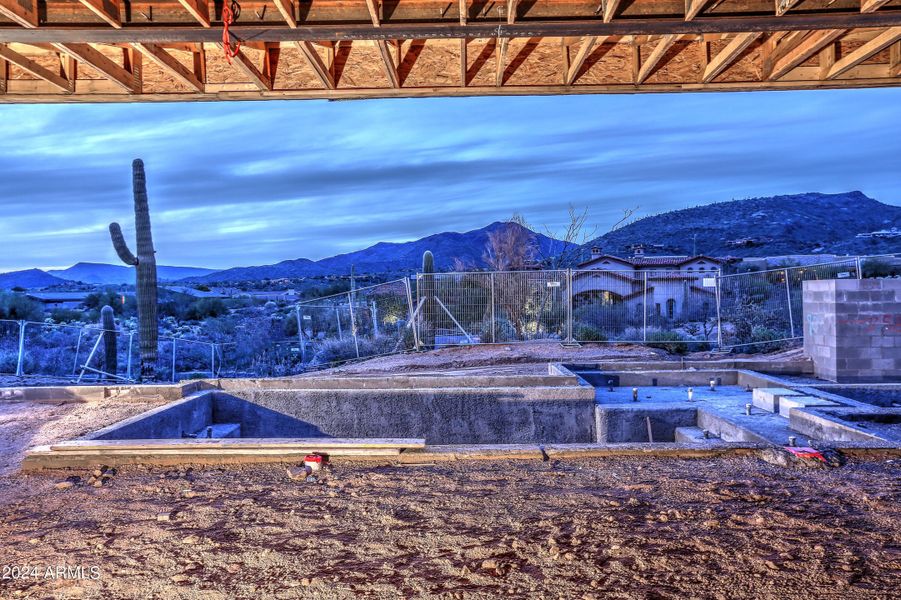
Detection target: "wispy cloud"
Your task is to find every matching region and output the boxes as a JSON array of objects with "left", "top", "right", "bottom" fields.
[{"left": 0, "top": 89, "right": 899, "bottom": 272}]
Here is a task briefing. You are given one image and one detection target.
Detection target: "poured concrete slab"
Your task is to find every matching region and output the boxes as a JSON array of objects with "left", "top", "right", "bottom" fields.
[
  {"left": 674, "top": 426, "right": 720, "bottom": 444},
  {"left": 752, "top": 388, "right": 805, "bottom": 413},
  {"left": 778, "top": 396, "right": 839, "bottom": 418}
]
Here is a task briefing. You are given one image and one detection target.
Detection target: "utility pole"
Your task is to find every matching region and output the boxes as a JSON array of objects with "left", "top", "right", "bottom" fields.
[{"left": 692, "top": 233, "right": 698, "bottom": 256}]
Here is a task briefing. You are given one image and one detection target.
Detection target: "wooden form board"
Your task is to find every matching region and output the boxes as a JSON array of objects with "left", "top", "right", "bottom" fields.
[{"left": 0, "top": 1, "right": 900, "bottom": 102}]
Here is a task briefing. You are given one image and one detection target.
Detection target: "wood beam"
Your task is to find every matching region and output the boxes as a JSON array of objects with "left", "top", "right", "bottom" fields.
[
  {"left": 685, "top": 0, "right": 709, "bottom": 22},
  {"left": 77, "top": 0, "right": 122, "bottom": 29},
  {"left": 769, "top": 29, "right": 846, "bottom": 79},
  {"left": 374, "top": 39, "right": 398, "bottom": 87},
  {"left": 603, "top": 0, "right": 622, "bottom": 24},
  {"left": 0, "top": 44, "right": 71, "bottom": 92},
  {"left": 566, "top": 36, "right": 604, "bottom": 85},
  {"left": 818, "top": 41, "right": 836, "bottom": 79},
  {"left": 228, "top": 47, "right": 273, "bottom": 91},
  {"left": 131, "top": 43, "right": 203, "bottom": 92},
  {"left": 5, "top": 14, "right": 901, "bottom": 44},
  {"left": 51, "top": 43, "right": 136, "bottom": 92},
  {"left": 636, "top": 34, "right": 677, "bottom": 84},
  {"left": 176, "top": 1, "right": 212, "bottom": 28},
  {"left": 703, "top": 31, "right": 760, "bottom": 82},
  {"left": 496, "top": 37, "right": 508, "bottom": 86},
  {"left": 295, "top": 41, "right": 334, "bottom": 89},
  {"left": 272, "top": 0, "right": 297, "bottom": 28},
  {"left": 507, "top": 0, "right": 520, "bottom": 25},
  {"left": 365, "top": 0, "right": 381, "bottom": 27},
  {"left": 0, "top": 0, "right": 39, "bottom": 28},
  {"left": 861, "top": 0, "right": 891, "bottom": 12},
  {"left": 460, "top": 38, "right": 467, "bottom": 86},
  {"left": 459, "top": 0, "right": 467, "bottom": 25},
  {"left": 775, "top": 0, "right": 802, "bottom": 18},
  {"left": 826, "top": 27, "right": 901, "bottom": 79},
  {"left": 891, "top": 41, "right": 900, "bottom": 77}
]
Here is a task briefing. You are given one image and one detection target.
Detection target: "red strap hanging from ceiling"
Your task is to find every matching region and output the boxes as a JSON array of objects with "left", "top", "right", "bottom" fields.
[{"left": 222, "top": 1, "right": 242, "bottom": 64}]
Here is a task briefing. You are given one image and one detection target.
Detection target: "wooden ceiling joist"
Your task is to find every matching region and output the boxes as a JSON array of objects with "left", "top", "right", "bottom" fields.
[
  {"left": 685, "top": 0, "right": 709, "bottom": 22},
  {"left": 0, "top": 0, "right": 38, "bottom": 28},
  {"left": 703, "top": 32, "right": 761, "bottom": 82},
  {"left": 227, "top": 48, "right": 273, "bottom": 91},
  {"left": 0, "top": 43, "right": 70, "bottom": 92},
  {"left": 496, "top": 37, "right": 509, "bottom": 86},
  {"left": 375, "top": 39, "right": 399, "bottom": 87},
  {"left": 51, "top": 43, "right": 136, "bottom": 92},
  {"left": 566, "top": 36, "right": 602, "bottom": 85},
  {"left": 602, "top": 0, "right": 622, "bottom": 24},
  {"left": 636, "top": 34, "right": 677, "bottom": 84},
  {"left": 272, "top": 0, "right": 297, "bottom": 28},
  {"left": 131, "top": 43, "right": 203, "bottom": 92},
  {"left": 825, "top": 26, "right": 901, "bottom": 79},
  {"left": 769, "top": 29, "right": 847, "bottom": 79},
  {"left": 861, "top": 0, "right": 892, "bottom": 13},
  {"left": 365, "top": 0, "right": 381, "bottom": 27},
  {"left": 2, "top": 1, "right": 901, "bottom": 103},
  {"left": 176, "top": 0, "right": 212, "bottom": 28},
  {"left": 296, "top": 41, "right": 335, "bottom": 89},
  {"left": 77, "top": 0, "right": 122, "bottom": 29}
]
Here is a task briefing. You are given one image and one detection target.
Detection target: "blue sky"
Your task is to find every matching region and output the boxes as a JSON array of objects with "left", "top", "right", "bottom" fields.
[{"left": 1, "top": 87, "right": 899, "bottom": 272}]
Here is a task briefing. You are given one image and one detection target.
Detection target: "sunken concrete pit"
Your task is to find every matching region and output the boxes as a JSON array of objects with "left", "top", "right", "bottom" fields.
[{"left": 17, "top": 361, "right": 901, "bottom": 471}]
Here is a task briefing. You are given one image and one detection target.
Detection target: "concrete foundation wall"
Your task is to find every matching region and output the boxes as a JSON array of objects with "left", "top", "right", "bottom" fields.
[
  {"left": 218, "top": 387, "right": 597, "bottom": 444},
  {"left": 595, "top": 405, "right": 697, "bottom": 443},
  {"left": 92, "top": 393, "right": 213, "bottom": 440},
  {"left": 803, "top": 279, "right": 901, "bottom": 383}
]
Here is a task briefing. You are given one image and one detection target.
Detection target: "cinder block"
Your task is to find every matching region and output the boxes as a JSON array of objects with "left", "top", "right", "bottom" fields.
[
  {"left": 778, "top": 396, "right": 839, "bottom": 418},
  {"left": 752, "top": 388, "right": 804, "bottom": 413}
]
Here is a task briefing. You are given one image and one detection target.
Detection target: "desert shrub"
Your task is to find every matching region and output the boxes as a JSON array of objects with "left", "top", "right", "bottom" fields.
[
  {"left": 573, "top": 324, "right": 607, "bottom": 342},
  {"left": 734, "top": 327, "right": 787, "bottom": 354},
  {"left": 863, "top": 258, "right": 901, "bottom": 278},
  {"left": 310, "top": 334, "right": 398, "bottom": 366},
  {"left": 185, "top": 298, "right": 228, "bottom": 321},
  {"left": 0, "top": 292, "right": 44, "bottom": 321},
  {"left": 49, "top": 308, "right": 86, "bottom": 324},
  {"left": 646, "top": 330, "right": 689, "bottom": 355},
  {"left": 480, "top": 317, "right": 517, "bottom": 343}
]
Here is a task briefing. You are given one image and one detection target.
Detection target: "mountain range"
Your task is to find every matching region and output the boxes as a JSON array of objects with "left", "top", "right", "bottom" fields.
[{"left": 2, "top": 191, "right": 898, "bottom": 289}]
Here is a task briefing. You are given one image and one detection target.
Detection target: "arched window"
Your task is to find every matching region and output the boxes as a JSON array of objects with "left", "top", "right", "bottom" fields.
[{"left": 666, "top": 299, "right": 675, "bottom": 319}]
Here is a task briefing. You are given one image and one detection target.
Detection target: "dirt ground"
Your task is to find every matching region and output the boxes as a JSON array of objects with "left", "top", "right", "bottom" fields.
[{"left": 1, "top": 395, "right": 900, "bottom": 599}]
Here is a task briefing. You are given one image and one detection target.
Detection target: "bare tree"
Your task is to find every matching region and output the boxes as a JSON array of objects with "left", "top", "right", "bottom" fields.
[
  {"left": 483, "top": 214, "right": 538, "bottom": 271},
  {"left": 517, "top": 204, "right": 640, "bottom": 269}
]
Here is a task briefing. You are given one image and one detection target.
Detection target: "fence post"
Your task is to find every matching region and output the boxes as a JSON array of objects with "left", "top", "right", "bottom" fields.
[
  {"left": 784, "top": 268, "right": 796, "bottom": 339},
  {"left": 295, "top": 305, "right": 306, "bottom": 362},
  {"left": 72, "top": 328, "right": 85, "bottom": 376},
  {"left": 643, "top": 272, "right": 648, "bottom": 343},
  {"left": 15, "top": 320, "right": 26, "bottom": 377},
  {"left": 371, "top": 300, "right": 379, "bottom": 336},
  {"left": 126, "top": 333, "right": 134, "bottom": 380},
  {"left": 490, "top": 272, "right": 496, "bottom": 344},
  {"left": 565, "top": 269, "right": 574, "bottom": 343},
  {"left": 347, "top": 292, "right": 360, "bottom": 358},
  {"left": 335, "top": 305, "right": 343, "bottom": 340},
  {"left": 715, "top": 275, "right": 723, "bottom": 349},
  {"left": 856, "top": 256, "right": 863, "bottom": 279},
  {"left": 404, "top": 276, "right": 420, "bottom": 350},
  {"left": 171, "top": 339, "right": 177, "bottom": 383},
  {"left": 210, "top": 344, "right": 216, "bottom": 379}
]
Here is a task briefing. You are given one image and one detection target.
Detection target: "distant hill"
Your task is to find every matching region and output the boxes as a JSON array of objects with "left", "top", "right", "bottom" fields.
[
  {"left": 0, "top": 269, "right": 69, "bottom": 290},
  {"left": 48, "top": 262, "right": 219, "bottom": 285},
  {"left": 583, "top": 192, "right": 901, "bottom": 259},
  {"left": 189, "top": 222, "right": 573, "bottom": 283}
]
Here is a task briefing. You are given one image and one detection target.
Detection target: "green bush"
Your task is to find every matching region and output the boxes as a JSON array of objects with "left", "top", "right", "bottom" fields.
[
  {"left": 735, "top": 327, "right": 787, "bottom": 354},
  {"left": 646, "top": 330, "right": 689, "bottom": 355},
  {"left": 862, "top": 258, "right": 901, "bottom": 278},
  {"left": 0, "top": 292, "right": 44, "bottom": 321},
  {"left": 310, "top": 334, "right": 398, "bottom": 366},
  {"left": 573, "top": 324, "right": 607, "bottom": 342},
  {"left": 480, "top": 317, "right": 517, "bottom": 343}
]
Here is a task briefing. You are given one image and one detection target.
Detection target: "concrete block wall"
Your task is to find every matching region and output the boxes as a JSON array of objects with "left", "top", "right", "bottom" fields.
[{"left": 803, "top": 279, "right": 901, "bottom": 383}]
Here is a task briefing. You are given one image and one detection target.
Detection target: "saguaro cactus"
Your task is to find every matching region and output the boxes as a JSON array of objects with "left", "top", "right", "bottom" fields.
[
  {"left": 109, "top": 159, "right": 159, "bottom": 380},
  {"left": 100, "top": 305, "right": 117, "bottom": 379},
  {"left": 421, "top": 251, "right": 435, "bottom": 348}
]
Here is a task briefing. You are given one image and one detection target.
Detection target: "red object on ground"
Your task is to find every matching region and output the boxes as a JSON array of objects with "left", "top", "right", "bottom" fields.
[
  {"left": 785, "top": 447, "right": 826, "bottom": 462},
  {"left": 304, "top": 454, "right": 324, "bottom": 465}
]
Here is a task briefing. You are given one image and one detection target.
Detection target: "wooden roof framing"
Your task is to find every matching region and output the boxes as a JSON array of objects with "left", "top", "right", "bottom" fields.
[{"left": 0, "top": 0, "right": 899, "bottom": 103}]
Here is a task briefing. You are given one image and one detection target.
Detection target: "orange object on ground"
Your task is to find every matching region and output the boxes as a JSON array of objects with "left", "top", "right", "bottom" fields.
[{"left": 785, "top": 447, "right": 826, "bottom": 462}]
